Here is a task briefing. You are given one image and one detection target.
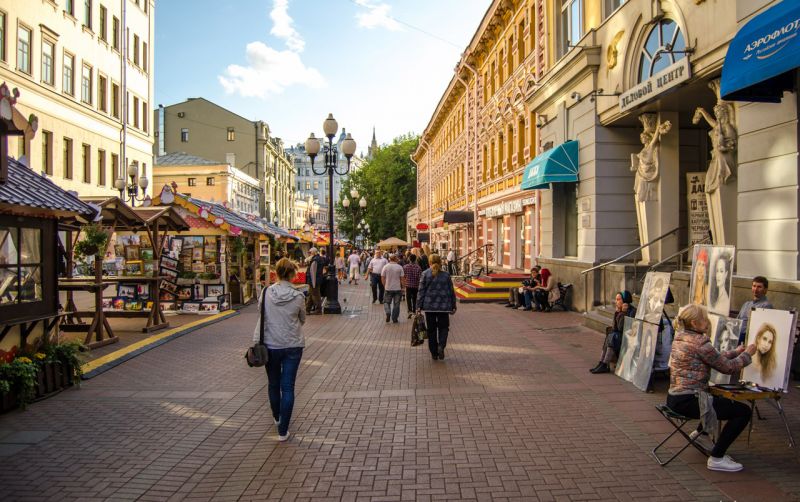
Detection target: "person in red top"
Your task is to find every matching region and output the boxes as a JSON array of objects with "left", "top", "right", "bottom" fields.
[{"left": 403, "top": 254, "right": 422, "bottom": 318}]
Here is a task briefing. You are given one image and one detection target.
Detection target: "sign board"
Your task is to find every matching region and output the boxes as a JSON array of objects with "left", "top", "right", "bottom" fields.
[
  {"left": 481, "top": 196, "right": 536, "bottom": 218},
  {"left": 619, "top": 58, "right": 691, "bottom": 112},
  {"left": 686, "top": 172, "right": 710, "bottom": 248}
]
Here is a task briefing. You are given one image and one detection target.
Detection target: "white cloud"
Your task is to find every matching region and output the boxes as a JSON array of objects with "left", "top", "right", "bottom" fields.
[
  {"left": 218, "top": 1, "right": 324, "bottom": 99},
  {"left": 354, "top": 0, "right": 401, "bottom": 31}
]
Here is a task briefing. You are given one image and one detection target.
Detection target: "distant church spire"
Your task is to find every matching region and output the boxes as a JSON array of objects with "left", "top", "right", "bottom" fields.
[{"left": 368, "top": 127, "right": 378, "bottom": 160}]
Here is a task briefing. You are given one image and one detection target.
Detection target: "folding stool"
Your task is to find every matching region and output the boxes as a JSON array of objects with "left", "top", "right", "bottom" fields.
[{"left": 651, "top": 404, "right": 711, "bottom": 466}]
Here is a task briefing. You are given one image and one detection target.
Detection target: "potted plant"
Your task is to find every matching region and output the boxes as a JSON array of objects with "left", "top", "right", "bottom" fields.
[
  {"left": 0, "top": 357, "right": 38, "bottom": 409},
  {"left": 48, "top": 341, "right": 85, "bottom": 386},
  {"left": 0, "top": 376, "right": 13, "bottom": 412},
  {"left": 74, "top": 223, "right": 110, "bottom": 260},
  {"left": 197, "top": 272, "right": 221, "bottom": 284}
]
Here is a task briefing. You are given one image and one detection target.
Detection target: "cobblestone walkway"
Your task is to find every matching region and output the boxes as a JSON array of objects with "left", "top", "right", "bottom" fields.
[{"left": 0, "top": 282, "right": 798, "bottom": 501}]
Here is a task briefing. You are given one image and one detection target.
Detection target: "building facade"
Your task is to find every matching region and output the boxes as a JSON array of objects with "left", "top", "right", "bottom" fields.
[
  {"left": 154, "top": 98, "right": 295, "bottom": 228},
  {"left": 153, "top": 152, "right": 261, "bottom": 216},
  {"left": 1, "top": 0, "right": 155, "bottom": 197}
]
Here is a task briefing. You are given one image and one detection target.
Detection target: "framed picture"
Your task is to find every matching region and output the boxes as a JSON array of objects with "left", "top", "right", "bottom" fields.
[
  {"left": 140, "top": 248, "right": 154, "bottom": 261},
  {"left": 182, "top": 302, "right": 200, "bottom": 313},
  {"left": 191, "top": 262, "right": 205, "bottom": 273},
  {"left": 115, "top": 244, "right": 125, "bottom": 257},
  {"left": 160, "top": 280, "right": 178, "bottom": 294},
  {"left": 143, "top": 260, "right": 157, "bottom": 277},
  {"left": 101, "top": 298, "right": 113, "bottom": 309},
  {"left": 139, "top": 234, "right": 151, "bottom": 248},
  {"left": 192, "top": 247, "right": 203, "bottom": 261},
  {"left": 193, "top": 284, "right": 204, "bottom": 300},
  {"left": 259, "top": 242, "right": 270, "bottom": 257},
  {"left": 125, "top": 245, "right": 140, "bottom": 261},
  {"left": 125, "top": 299, "right": 143, "bottom": 311},
  {"left": 159, "top": 290, "right": 175, "bottom": 301},
  {"left": 218, "top": 293, "right": 231, "bottom": 311},
  {"left": 204, "top": 236, "right": 216, "bottom": 246},
  {"left": 636, "top": 272, "right": 671, "bottom": 325},
  {"left": 170, "top": 238, "right": 184, "bottom": 255},
  {"left": 204, "top": 247, "right": 217, "bottom": 260},
  {"left": 200, "top": 302, "right": 219, "bottom": 313},
  {"left": 112, "top": 298, "right": 126, "bottom": 310},
  {"left": 145, "top": 301, "right": 154, "bottom": 311},
  {"left": 160, "top": 301, "right": 177, "bottom": 311},
  {"left": 177, "top": 286, "right": 193, "bottom": 300},
  {"left": 125, "top": 260, "right": 143, "bottom": 276},
  {"left": 137, "top": 283, "right": 150, "bottom": 299},
  {"left": 205, "top": 284, "right": 225, "bottom": 297},
  {"left": 117, "top": 284, "right": 137, "bottom": 298},
  {"left": 161, "top": 256, "right": 178, "bottom": 270},
  {"left": 160, "top": 267, "right": 178, "bottom": 281},
  {"left": 205, "top": 264, "right": 217, "bottom": 274},
  {"left": 741, "top": 308, "right": 798, "bottom": 391}
]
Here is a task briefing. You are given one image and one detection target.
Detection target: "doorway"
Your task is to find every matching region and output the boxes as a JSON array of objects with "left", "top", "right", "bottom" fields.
[{"left": 515, "top": 214, "right": 525, "bottom": 269}]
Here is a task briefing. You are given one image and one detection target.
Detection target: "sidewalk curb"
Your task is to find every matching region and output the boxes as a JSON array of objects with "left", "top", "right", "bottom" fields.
[{"left": 80, "top": 310, "right": 239, "bottom": 379}]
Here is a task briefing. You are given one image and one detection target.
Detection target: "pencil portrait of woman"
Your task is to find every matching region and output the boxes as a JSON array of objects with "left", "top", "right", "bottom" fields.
[
  {"left": 690, "top": 247, "right": 709, "bottom": 306},
  {"left": 709, "top": 250, "right": 732, "bottom": 315},
  {"left": 750, "top": 323, "right": 778, "bottom": 381}
]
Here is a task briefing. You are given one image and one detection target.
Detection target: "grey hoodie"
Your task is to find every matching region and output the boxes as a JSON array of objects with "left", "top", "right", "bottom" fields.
[{"left": 252, "top": 281, "right": 306, "bottom": 349}]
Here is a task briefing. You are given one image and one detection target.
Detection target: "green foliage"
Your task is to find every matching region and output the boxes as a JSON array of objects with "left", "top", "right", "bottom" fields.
[
  {"left": 230, "top": 236, "right": 246, "bottom": 256},
  {"left": 178, "top": 271, "right": 197, "bottom": 279},
  {"left": 336, "top": 134, "right": 419, "bottom": 242},
  {"left": 46, "top": 340, "right": 87, "bottom": 382},
  {"left": 0, "top": 357, "right": 38, "bottom": 406},
  {"left": 74, "top": 223, "right": 110, "bottom": 259}
]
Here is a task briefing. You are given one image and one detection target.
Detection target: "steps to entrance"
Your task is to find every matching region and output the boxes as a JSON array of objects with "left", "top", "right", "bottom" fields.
[{"left": 455, "top": 273, "right": 529, "bottom": 303}]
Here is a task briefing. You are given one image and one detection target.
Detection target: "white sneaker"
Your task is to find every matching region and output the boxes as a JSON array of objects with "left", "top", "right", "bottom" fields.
[
  {"left": 278, "top": 432, "right": 291, "bottom": 442},
  {"left": 689, "top": 430, "right": 701, "bottom": 441},
  {"left": 707, "top": 455, "right": 743, "bottom": 472}
]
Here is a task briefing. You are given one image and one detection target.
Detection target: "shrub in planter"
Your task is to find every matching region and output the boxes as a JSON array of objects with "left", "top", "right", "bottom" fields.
[
  {"left": 0, "top": 357, "right": 38, "bottom": 408},
  {"left": 46, "top": 341, "right": 86, "bottom": 385}
]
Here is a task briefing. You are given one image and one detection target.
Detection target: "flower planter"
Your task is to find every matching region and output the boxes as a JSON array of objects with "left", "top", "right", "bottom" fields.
[
  {"left": 176, "top": 278, "right": 195, "bottom": 286},
  {"left": 45, "top": 363, "right": 56, "bottom": 392},
  {"left": 36, "top": 367, "right": 47, "bottom": 397}
]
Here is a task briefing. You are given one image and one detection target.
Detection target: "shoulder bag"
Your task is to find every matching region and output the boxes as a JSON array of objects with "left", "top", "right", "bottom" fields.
[{"left": 245, "top": 288, "right": 269, "bottom": 367}]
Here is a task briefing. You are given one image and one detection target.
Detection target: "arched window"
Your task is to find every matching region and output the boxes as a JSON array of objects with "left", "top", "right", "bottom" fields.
[{"left": 638, "top": 19, "right": 686, "bottom": 82}]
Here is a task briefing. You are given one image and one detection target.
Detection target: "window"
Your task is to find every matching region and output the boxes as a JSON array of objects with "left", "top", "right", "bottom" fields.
[
  {"left": 180, "top": 128, "right": 189, "bottom": 142},
  {"left": 17, "top": 25, "right": 31, "bottom": 74},
  {"left": 305, "top": 181, "right": 310, "bottom": 190},
  {"left": 42, "top": 40, "right": 54, "bottom": 85},
  {"left": 142, "top": 41, "right": 147, "bottom": 72},
  {"left": 111, "top": 153, "right": 118, "bottom": 182},
  {"left": 133, "top": 34, "right": 139, "bottom": 66},
  {"left": 559, "top": 0, "right": 583, "bottom": 58},
  {"left": 112, "top": 16, "right": 119, "bottom": 51},
  {"left": 517, "top": 21, "right": 525, "bottom": 66},
  {"left": 206, "top": 177, "right": 215, "bottom": 186},
  {"left": 65, "top": 0, "right": 75, "bottom": 16},
  {"left": 563, "top": 182, "right": 578, "bottom": 256},
  {"left": 0, "top": 12, "right": 5, "bottom": 61},
  {"left": 313, "top": 181, "right": 319, "bottom": 190},
  {"left": 97, "top": 75, "right": 107, "bottom": 112},
  {"left": 142, "top": 100, "right": 147, "bottom": 133},
  {"left": 133, "top": 96, "right": 139, "bottom": 127},
  {"left": 41, "top": 130, "right": 52, "bottom": 175},
  {"left": 111, "top": 82, "right": 119, "bottom": 117},
  {"left": 97, "top": 149, "right": 106, "bottom": 185},
  {"left": 81, "top": 64, "right": 92, "bottom": 104},
  {"left": 0, "top": 225, "right": 43, "bottom": 305},
  {"left": 227, "top": 127, "right": 235, "bottom": 141},
  {"left": 99, "top": 5, "right": 107, "bottom": 41},
  {"left": 83, "top": 0, "right": 92, "bottom": 30},
  {"left": 82, "top": 144, "right": 90, "bottom": 183},
  {"left": 638, "top": 19, "right": 686, "bottom": 81},
  {"left": 63, "top": 52, "right": 74, "bottom": 96},
  {"left": 63, "top": 137, "right": 73, "bottom": 179},
  {"left": 604, "top": 0, "right": 626, "bottom": 19},
  {"left": 188, "top": 177, "right": 196, "bottom": 186}
]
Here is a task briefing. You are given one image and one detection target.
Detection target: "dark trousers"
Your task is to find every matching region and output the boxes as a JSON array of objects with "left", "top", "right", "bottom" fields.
[
  {"left": 305, "top": 284, "right": 321, "bottom": 313},
  {"left": 266, "top": 347, "right": 303, "bottom": 436},
  {"left": 406, "top": 287, "right": 418, "bottom": 313},
  {"left": 534, "top": 289, "right": 549, "bottom": 310},
  {"left": 667, "top": 393, "right": 752, "bottom": 458},
  {"left": 425, "top": 312, "right": 450, "bottom": 357},
  {"left": 370, "top": 273, "right": 385, "bottom": 303}
]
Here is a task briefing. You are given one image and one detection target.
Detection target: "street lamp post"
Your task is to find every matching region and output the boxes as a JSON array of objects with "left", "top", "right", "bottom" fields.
[
  {"left": 115, "top": 161, "right": 149, "bottom": 206},
  {"left": 342, "top": 188, "right": 366, "bottom": 249},
  {"left": 305, "top": 114, "right": 356, "bottom": 314}
]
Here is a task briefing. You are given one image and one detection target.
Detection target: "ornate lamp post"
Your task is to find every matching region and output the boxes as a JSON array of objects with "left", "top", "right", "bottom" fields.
[
  {"left": 115, "top": 161, "right": 149, "bottom": 206},
  {"left": 342, "top": 188, "right": 366, "bottom": 248},
  {"left": 305, "top": 114, "right": 356, "bottom": 314}
]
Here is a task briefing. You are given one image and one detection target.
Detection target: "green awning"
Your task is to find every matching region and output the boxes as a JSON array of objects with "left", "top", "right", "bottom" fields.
[{"left": 521, "top": 140, "right": 579, "bottom": 190}]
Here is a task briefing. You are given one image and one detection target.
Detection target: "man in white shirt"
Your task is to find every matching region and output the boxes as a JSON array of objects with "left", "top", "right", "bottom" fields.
[
  {"left": 381, "top": 254, "right": 405, "bottom": 323},
  {"left": 367, "top": 250, "right": 388, "bottom": 304},
  {"left": 347, "top": 250, "right": 361, "bottom": 285}
]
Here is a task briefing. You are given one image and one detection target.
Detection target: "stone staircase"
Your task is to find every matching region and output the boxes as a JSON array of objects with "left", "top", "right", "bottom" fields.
[{"left": 454, "top": 273, "right": 529, "bottom": 303}]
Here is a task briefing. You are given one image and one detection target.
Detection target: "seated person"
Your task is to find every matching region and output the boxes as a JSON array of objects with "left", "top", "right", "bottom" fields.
[
  {"left": 736, "top": 275, "right": 773, "bottom": 345},
  {"left": 667, "top": 304, "right": 757, "bottom": 473},
  {"left": 590, "top": 291, "right": 635, "bottom": 374},
  {"left": 532, "top": 268, "right": 559, "bottom": 312},
  {"left": 505, "top": 267, "right": 540, "bottom": 309}
]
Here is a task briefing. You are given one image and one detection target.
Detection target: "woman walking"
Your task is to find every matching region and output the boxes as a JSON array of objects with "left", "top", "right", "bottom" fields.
[
  {"left": 253, "top": 258, "right": 306, "bottom": 441},
  {"left": 417, "top": 254, "right": 457, "bottom": 360}
]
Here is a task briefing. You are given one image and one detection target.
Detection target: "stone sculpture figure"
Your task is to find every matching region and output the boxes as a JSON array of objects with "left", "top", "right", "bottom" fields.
[
  {"left": 631, "top": 113, "right": 672, "bottom": 202},
  {"left": 692, "top": 79, "right": 737, "bottom": 194}
]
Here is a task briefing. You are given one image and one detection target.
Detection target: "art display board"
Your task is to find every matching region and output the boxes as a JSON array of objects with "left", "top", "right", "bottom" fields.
[
  {"left": 688, "top": 244, "right": 735, "bottom": 316},
  {"left": 616, "top": 317, "right": 659, "bottom": 391},
  {"left": 637, "top": 271, "right": 671, "bottom": 324},
  {"left": 741, "top": 308, "right": 797, "bottom": 391},
  {"left": 708, "top": 314, "right": 743, "bottom": 385}
]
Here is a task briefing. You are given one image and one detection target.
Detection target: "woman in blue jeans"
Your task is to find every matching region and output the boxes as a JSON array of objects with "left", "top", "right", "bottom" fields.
[
  {"left": 253, "top": 258, "right": 306, "bottom": 441},
  {"left": 417, "top": 254, "right": 457, "bottom": 360}
]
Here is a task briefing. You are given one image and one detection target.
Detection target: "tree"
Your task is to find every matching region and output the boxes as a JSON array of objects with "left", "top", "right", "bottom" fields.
[{"left": 336, "top": 134, "right": 418, "bottom": 245}]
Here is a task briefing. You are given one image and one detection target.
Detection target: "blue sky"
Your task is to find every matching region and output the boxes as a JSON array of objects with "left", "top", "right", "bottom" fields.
[{"left": 155, "top": 0, "right": 489, "bottom": 153}]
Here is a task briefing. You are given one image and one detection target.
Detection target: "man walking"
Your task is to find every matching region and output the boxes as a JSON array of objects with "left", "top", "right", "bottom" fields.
[
  {"left": 403, "top": 253, "right": 422, "bottom": 318},
  {"left": 367, "top": 250, "right": 388, "bottom": 304},
  {"left": 304, "top": 247, "right": 324, "bottom": 314},
  {"left": 348, "top": 250, "right": 361, "bottom": 285},
  {"left": 381, "top": 254, "right": 405, "bottom": 323}
]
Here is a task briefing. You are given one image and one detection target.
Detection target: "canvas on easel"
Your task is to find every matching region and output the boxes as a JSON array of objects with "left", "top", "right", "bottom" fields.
[{"left": 741, "top": 308, "right": 797, "bottom": 391}]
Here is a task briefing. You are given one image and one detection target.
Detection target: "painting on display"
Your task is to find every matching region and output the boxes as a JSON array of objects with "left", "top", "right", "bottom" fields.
[
  {"left": 631, "top": 322, "right": 659, "bottom": 391},
  {"left": 688, "top": 244, "right": 735, "bottom": 315},
  {"left": 708, "top": 314, "right": 742, "bottom": 385},
  {"left": 616, "top": 317, "right": 642, "bottom": 382},
  {"left": 636, "top": 272, "right": 671, "bottom": 325},
  {"left": 741, "top": 308, "right": 797, "bottom": 391}
]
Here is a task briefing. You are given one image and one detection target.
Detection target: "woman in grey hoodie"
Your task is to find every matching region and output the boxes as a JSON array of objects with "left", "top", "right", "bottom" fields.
[{"left": 253, "top": 258, "right": 306, "bottom": 441}]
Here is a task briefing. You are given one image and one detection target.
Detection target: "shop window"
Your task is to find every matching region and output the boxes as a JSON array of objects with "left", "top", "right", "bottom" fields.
[
  {"left": 0, "top": 225, "right": 43, "bottom": 305},
  {"left": 557, "top": 182, "right": 578, "bottom": 257},
  {"left": 638, "top": 19, "right": 686, "bottom": 81}
]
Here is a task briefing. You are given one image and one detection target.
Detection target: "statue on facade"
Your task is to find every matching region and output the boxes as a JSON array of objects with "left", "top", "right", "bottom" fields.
[
  {"left": 631, "top": 113, "right": 672, "bottom": 202},
  {"left": 692, "top": 79, "right": 737, "bottom": 194}
]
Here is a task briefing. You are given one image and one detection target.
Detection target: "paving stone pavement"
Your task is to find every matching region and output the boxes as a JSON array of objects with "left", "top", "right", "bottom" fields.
[{"left": 0, "top": 282, "right": 798, "bottom": 501}]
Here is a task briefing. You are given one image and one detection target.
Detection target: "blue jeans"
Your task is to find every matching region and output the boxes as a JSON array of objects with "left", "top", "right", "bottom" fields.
[
  {"left": 384, "top": 290, "right": 402, "bottom": 321},
  {"left": 523, "top": 290, "right": 534, "bottom": 309},
  {"left": 266, "top": 347, "right": 303, "bottom": 436},
  {"left": 370, "top": 273, "right": 385, "bottom": 303}
]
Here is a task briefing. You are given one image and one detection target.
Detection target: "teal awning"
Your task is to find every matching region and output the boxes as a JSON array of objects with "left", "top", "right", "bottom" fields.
[{"left": 521, "top": 140, "right": 579, "bottom": 190}]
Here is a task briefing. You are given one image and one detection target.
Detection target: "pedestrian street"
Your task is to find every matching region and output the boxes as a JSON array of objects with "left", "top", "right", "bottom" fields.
[{"left": 0, "top": 282, "right": 797, "bottom": 501}]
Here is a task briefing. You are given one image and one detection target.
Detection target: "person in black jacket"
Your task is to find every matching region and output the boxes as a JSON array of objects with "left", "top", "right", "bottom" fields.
[
  {"left": 417, "top": 254, "right": 457, "bottom": 361},
  {"left": 304, "top": 248, "right": 324, "bottom": 315},
  {"left": 590, "top": 290, "right": 636, "bottom": 373}
]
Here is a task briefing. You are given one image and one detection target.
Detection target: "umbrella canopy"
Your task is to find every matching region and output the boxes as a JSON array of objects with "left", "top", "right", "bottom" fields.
[{"left": 377, "top": 237, "right": 409, "bottom": 248}]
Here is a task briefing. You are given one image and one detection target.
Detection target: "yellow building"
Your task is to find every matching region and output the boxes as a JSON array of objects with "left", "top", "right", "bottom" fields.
[
  {"left": 1, "top": 0, "right": 154, "bottom": 197},
  {"left": 154, "top": 153, "right": 260, "bottom": 216}
]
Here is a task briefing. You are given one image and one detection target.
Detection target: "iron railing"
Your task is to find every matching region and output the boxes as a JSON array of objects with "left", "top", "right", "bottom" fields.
[{"left": 456, "top": 243, "right": 494, "bottom": 280}]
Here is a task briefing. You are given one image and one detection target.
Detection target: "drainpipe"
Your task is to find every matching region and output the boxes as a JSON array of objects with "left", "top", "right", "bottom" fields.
[
  {"left": 458, "top": 58, "right": 480, "bottom": 251},
  {"left": 119, "top": 0, "right": 127, "bottom": 182},
  {"left": 418, "top": 136, "right": 432, "bottom": 245}
]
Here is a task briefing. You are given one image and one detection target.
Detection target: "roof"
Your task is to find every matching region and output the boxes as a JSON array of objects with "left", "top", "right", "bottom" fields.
[
  {"left": 0, "top": 157, "right": 96, "bottom": 218},
  {"left": 263, "top": 221, "right": 298, "bottom": 240},
  {"left": 78, "top": 196, "right": 146, "bottom": 230},
  {"left": 188, "top": 196, "right": 268, "bottom": 234},
  {"left": 156, "top": 152, "right": 224, "bottom": 166},
  {"left": 132, "top": 206, "right": 190, "bottom": 232}
]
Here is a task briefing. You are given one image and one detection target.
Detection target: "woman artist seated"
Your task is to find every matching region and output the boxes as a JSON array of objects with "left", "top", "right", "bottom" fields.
[{"left": 590, "top": 291, "right": 635, "bottom": 374}]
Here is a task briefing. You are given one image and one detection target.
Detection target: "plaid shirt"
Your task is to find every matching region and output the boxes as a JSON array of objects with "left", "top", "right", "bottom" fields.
[{"left": 403, "top": 263, "right": 422, "bottom": 289}]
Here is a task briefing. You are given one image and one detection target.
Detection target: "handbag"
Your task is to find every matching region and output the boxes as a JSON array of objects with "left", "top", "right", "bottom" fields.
[
  {"left": 245, "top": 288, "right": 269, "bottom": 367},
  {"left": 411, "top": 312, "right": 427, "bottom": 346}
]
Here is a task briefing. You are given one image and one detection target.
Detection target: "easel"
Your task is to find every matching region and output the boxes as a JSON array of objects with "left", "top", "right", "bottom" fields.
[{"left": 710, "top": 385, "right": 795, "bottom": 448}]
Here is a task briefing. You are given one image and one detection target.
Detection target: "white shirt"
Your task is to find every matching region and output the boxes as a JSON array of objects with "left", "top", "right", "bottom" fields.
[
  {"left": 380, "top": 263, "right": 405, "bottom": 291},
  {"left": 348, "top": 253, "right": 360, "bottom": 267},
  {"left": 369, "top": 257, "right": 388, "bottom": 275}
]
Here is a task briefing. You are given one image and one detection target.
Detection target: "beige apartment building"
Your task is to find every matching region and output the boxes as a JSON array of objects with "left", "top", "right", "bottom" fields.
[
  {"left": 1, "top": 0, "right": 154, "bottom": 197},
  {"left": 154, "top": 98, "right": 295, "bottom": 229},
  {"left": 154, "top": 152, "right": 261, "bottom": 216}
]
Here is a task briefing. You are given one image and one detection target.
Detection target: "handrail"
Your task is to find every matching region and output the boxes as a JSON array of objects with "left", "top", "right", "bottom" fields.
[
  {"left": 580, "top": 226, "right": 681, "bottom": 276},
  {"left": 647, "top": 235, "right": 712, "bottom": 274},
  {"left": 457, "top": 243, "right": 494, "bottom": 278}
]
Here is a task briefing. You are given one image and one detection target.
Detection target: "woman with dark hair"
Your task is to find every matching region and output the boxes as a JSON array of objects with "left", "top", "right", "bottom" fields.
[
  {"left": 417, "top": 254, "right": 457, "bottom": 361},
  {"left": 708, "top": 251, "right": 732, "bottom": 315},
  {"left": 750, "top": 323, "right": 778, "bottom": 380},
  {"left": 590, "top": 291, "right": 636, "bottom": 374}
]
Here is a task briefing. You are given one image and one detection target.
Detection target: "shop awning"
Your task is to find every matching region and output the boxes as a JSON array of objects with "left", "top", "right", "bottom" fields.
[
  {"left": 721, "top": 0, "right": 800, "bottom": 102},
  {"left": 521, "top": 140, "right": 579, "bottom": 190},
  {"left": 443, "top": 211, "right": 474, "bottom": 224}
]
